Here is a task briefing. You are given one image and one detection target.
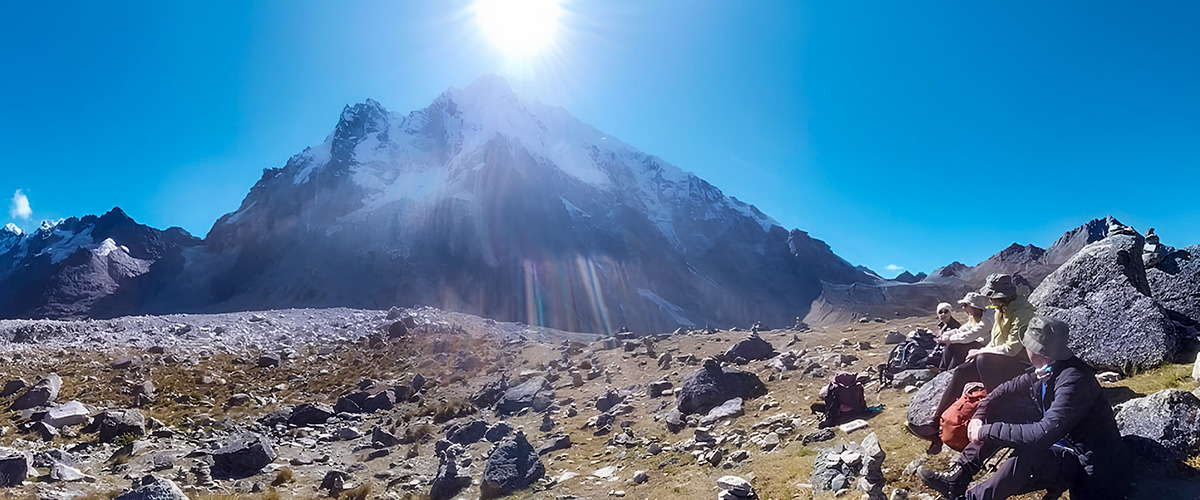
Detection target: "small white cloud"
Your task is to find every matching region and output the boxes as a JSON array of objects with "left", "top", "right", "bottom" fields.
[
  {"left": 885, "top": 264, "right": 904, "bottom": 271},
  {"left": 9, "top": 190, "right": 31, "bottom": 220}
]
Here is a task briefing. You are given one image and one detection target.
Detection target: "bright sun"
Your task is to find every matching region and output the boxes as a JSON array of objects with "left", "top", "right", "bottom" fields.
[{"left": 474, "top": 0, "right": 563, "bottom": 59}]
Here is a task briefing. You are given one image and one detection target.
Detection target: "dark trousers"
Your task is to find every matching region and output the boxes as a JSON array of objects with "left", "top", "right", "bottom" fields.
[
  {"left": 964, "top": 445, "right": 1079, "bottom": 500},
  {"left": 939, "top": 341, "right": 987, "bottom": 371},
  {"left": 934, "top": 353, "right": 1030, "bottom": 430}
]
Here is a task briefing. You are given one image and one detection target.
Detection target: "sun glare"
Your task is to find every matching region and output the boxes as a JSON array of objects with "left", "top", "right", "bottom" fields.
[{"left": 474, "top": 0, "right": 563, "bottom": 60}]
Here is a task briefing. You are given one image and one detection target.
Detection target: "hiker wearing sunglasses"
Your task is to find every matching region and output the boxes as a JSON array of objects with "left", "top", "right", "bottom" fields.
[{"left": 936, "top": 292, "right": 993, "bottom": 371}]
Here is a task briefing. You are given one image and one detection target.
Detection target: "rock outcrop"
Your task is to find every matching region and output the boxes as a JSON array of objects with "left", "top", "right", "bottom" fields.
[{"left": 1030, "top": 233, "right": 1178, "bottom": 371}]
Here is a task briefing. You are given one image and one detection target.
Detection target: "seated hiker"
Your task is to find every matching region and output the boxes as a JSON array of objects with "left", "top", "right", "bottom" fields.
[
  {"left": 917, "top": 317, "right": 1130, "bottom": 500},
  {"left": 937, "top": 292, "right": 993, "bottom": 371},
  {"left": 809, "top": 372, "right": 867, "bottom": 428},
  {"left": 936, "top": 302, "right": 962, "bottom": 335},
  {"left": 910, "top": 274, "right": 1033, "bottom": 452}
]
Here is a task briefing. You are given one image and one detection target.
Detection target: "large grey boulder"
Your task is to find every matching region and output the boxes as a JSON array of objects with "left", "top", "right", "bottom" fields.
[
  {"left": 699, "top": 397, "right": 745, "bottom": 426},
  {"left": 724, "top": 334, "right": 777, "bottom": 362},
  {"left": 1029, "top": 233, "right": 1178, "bottom": 371},
  {"left": 10, "top": 374, "right": 62, "bottom": 411},
  {"left": 1148, "top": 246, "right": 1200, "bottom": 326},
  {"left": 496, "top": 377, "right": 555, "bottom": 415},
  {"left": 113, "top": 476, "right": 189, "bottom": 500},
  {"left": 676, "top": 359, "right": 767, "bottom": 415},
  {"left": 445, "top": 419, "right": 488, "bottom": 445},
  {"left": 1114, "top": 389, "right": 1200, "bottom": 462},
  {"left": 905, "top": 370, "right": 954, "bottom": 428},
  {"left": 212, "top": 433, "right": 275, "bottom": 478},
  {"left": 480, "top": 432, "right": 545, "bottom": 499},
  {"left": 0, "top": 449, "right": 32, "bottom": 487}
]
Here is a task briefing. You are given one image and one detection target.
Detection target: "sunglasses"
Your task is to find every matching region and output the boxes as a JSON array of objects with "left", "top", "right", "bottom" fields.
[{"left": 938, "top": 310, "right": 950, "bottom": 314}]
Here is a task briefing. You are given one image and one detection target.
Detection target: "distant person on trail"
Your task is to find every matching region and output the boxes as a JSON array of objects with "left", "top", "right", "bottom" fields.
[
  {"left": 910, "top": 273, "right": 1034, "bottom": 453},
  {"left": 917, "top": 317, "right": 1130, "bottom": 500},
  {"left": 936, "top": 292, "right": 993, "bottom": 371}
]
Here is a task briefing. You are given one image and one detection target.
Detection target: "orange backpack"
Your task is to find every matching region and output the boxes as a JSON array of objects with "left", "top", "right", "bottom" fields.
[{"left": 939, "top": 384, "right": 988, "bottom": 452}]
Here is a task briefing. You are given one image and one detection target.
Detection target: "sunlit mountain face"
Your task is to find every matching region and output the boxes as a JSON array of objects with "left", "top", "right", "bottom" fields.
[{"left": 0, "top": 76, "right": 872, "bottom": 332}]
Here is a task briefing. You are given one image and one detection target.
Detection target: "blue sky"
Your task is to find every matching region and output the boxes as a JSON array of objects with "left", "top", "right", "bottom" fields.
[{"left": 2, "top": 1, "right": 1197, "bottom": 277}]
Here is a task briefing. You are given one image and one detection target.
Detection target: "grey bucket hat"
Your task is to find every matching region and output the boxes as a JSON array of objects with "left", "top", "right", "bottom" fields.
[
  {"left": 1022, "top": 316, "right": 1073, "bottom": 361},
  {"left": 957, "top": 292, "right": 991, "bottom": 311},
  {"left": 980, "top": 273, "right": 1018, "bottom": 299}
]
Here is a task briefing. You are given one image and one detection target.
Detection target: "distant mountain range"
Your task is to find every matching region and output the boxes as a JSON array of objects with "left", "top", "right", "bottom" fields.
[
  {"left": 0, "top": 76, "right": 874, "bottom": 332},
  {"left": 803, "top": 216, "right": 1129, "bottom": 325}
]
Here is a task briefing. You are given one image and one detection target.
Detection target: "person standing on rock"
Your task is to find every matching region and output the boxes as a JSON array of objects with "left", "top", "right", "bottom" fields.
[
  {"left": 917, "top": 317, "right": 1130, "bottom": 500},
  {"left": 936, "top": 292, "right": 994, "bottom": 371},
  {"left": 910, "top": 273, "right": 1033, "bottom": 452}
]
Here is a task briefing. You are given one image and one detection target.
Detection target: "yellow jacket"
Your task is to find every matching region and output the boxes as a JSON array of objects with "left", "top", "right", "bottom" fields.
[{"left": 978, "top": 295, "right": 1036, "bottom": 357}]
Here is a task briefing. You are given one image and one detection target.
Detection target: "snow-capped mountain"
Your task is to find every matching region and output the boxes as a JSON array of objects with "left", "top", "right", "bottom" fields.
[
  {"left": 147, "top": 75, "right": 867, "bottom": 332},
  {"left": 0, "top": 76, "right": 874, "bottom": 331},
  {"left": 0, "top": 208, "right": 200, "bottom": 319}
]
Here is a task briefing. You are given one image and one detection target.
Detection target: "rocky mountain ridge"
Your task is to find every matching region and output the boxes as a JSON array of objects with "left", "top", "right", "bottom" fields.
[{"left": 0, "top": 76, "right": 873, "bottom": 332}]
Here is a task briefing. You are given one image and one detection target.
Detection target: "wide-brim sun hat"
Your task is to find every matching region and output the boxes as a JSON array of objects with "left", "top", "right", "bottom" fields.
[
  {"left": 1022, "top": 316, "right": 1073, "bottom": 361},
  {"left": 980, "top": 273, "right": 1018, "bottom": 299},
  {"left": 957, "top": 292, "right": 991, "bottom": 311}
]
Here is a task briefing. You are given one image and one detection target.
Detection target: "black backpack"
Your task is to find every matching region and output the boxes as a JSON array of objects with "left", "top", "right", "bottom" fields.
[{"left": 885, "top": 330, "right": 941, "bottom": 374}]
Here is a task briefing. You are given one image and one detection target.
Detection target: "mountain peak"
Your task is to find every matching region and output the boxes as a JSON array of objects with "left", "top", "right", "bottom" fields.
[{"left": 2, "top": 223, "right": 22, "bottom": 237}]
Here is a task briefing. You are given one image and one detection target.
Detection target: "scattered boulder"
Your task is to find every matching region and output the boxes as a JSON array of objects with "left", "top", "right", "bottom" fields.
[
  {"left": 480, "top": 432, "right": 545, "bottom": 499},
  {"left": 93, "top": 409, "right": 146, "bottom": 443},
  {"left": 212, "top": 433, "right": 275, "bottom": 478},
  {"left": 892, "top": 369, "right": 936, "bottom": 387},
  {"left": 363, "top": 390, "right": 396, "bottom": 413},
  {"left": 11, "top": 374, "right": 62, "bottom": 411},
  {"left": 537, "top": 432, "right": 571, "bottom": 455},
  {"left": 469, "top": 376, "right": 510, "bottom": 409},
  {"left": 336, "top": 391, "right": 370, "bottom": 414},
  {"left": 596, "top": 389, "right": 624, "bottom": 413},
  {"left": 289, "top": 403, "right": 334, "bottom": 426},
  {"left": 905, "top": 370, "right": 954, "bottom": 429},
  {"left": 445, "top": 420, "right": 488, "bottom": 445},
  {"left": 676, "top": 359, "right": 767, "bottom": 415},
  {"left": 1114, "top": 389, "right": 1200, "bottom": 462},
  {"left": 648, "top": 380, "right": 673, "bottom": 398},
  {"left": 371, "top": 426, "right": 401, "bottom": 447},
  {"left": 1029, "top": 233, "right": 1178, "bottom": 371},
  {"left": 803, "top": 428, "right": 835, "bottom": 446},
  {"left": 717, "top": 475, "right": 757, "bottom": 500},
  {"left": 485, "top": 421, "right": 513, "bottom": 443},
  {"left": 724, "top": 334, "right": 777, "bottom": 362},
  {"left": 42, "top": 401, "right": 90, "bottom": 428},
  {"left": 387, "top": 320, "right": 409, "bottom": 338},
  {"left": 0, "top": 379, "right": 27, "bottom": 398},
  {"left": 49, "top": 462, "right": 89, "bottom": 482},
  {"left": 884, "top": 330, "right": 906, "bottom": 345},
  {"left": 699, "top": 398, "right": 745, "bottom": 426},
  {"left": 257, "top": 353, "right": 280, "bottom": 368},
  {"left": 496, "top": 377, "right": 555, "bottom": 415},
  {"left": 429, "top": 443, "right": 471, "bottom": 500},
  {"left": 113, "top": 476, "right": 189, "bottom": 500},
  {"left": 0, "top": 449, "right": 31, "bottom": 486}
]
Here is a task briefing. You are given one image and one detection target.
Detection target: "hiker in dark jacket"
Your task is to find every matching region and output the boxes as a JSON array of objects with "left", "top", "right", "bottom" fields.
[{"left": 917, "top": 316, "right": 1130, "bottom": 500}]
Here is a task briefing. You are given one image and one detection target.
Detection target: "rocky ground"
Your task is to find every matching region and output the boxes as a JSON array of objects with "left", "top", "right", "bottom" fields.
[{"left": 0, "top": 307, "right": 1196, "bottom": 500}]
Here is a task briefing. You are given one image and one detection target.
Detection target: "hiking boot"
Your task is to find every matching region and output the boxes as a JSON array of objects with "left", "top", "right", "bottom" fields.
[
  {"left": 906, "top": 421, "right": 939, "bottom": 440},
  {"left": 917, "top": 462, "right": 975, "bottom": 499}
]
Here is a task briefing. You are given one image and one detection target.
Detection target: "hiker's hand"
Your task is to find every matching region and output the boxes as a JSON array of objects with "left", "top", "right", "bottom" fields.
[
  {"left": 967, "top": 418, "right": 983, "bottom": 444},
  {"left": 965, "top": 349, "right": 980, "bottom": 360}
]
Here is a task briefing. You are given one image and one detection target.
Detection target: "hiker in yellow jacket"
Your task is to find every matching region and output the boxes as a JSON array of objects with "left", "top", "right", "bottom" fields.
[{"left": 911, "top": 273, "right": 1035, "bottom": 453}]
